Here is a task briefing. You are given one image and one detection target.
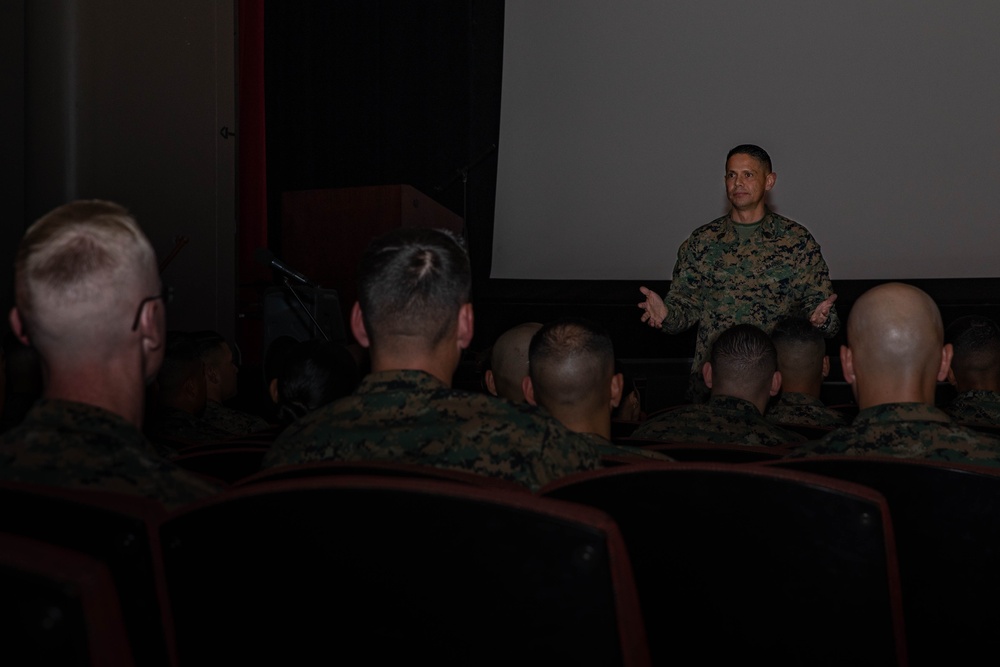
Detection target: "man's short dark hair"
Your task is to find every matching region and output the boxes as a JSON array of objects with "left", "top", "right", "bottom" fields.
[
  {"left": 710, "top": 324, "right": 777, "bottom": 389},
  {"left": 357, "top": 228, "right": 471, "bottom": 347},
  {"left": 947, "top": 315, "right": 1000, "bottom": 375},
  {"left": 727, "top": 144, "right": 772, "bottom": 173},
  {"left": 771, "top": 316, "right": 824, "bottom": 361},
  {"left": 528, "top": 317, "right": 614, "bottom": 407}
]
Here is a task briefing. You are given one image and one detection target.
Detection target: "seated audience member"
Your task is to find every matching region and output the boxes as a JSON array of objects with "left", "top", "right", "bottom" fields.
[
  {"left": 766, "top": 317, "right": 849, "bottom": 428},
  {"left": 145, "top": 333, "right": 231, "bottom": 449},
  {"left": 943, "top": 315, "right": 1000, "bottom": 427},
  {"left": 792, "top": 283, "right": 1000, "bottom": 463},
  {"left": 195, "top": 331, "right": 270, "bottom": 435},
  {"left": 263, "top": 228, "right": 600, "bottom": 490},
  {"left": 483, "top": 322, "right": 541, "bottom": 402},
  {"left": 0, "top": 200, "right": 218, "bottom": 507},
  {"left": 270, "top": 339, "right": 361, "bottom": 425},
  {"left": 631, "top": 324, "right": 805, "bottom": 446},
  {"left": 523, "top": 317, "right": 672, "bottom": 461}
]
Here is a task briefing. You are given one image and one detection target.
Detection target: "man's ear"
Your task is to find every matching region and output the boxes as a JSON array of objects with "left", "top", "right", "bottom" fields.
[
  {"left": 204, "top": 362, "right": 221, "bottom": 386},
  {"left": 137, "top": 299, "right": 164, "bottom": 357},
  {"left": 840, "top": 345, "right": 855, "bottom": 385},
  {"left": 938, "top": 343, "right": 954, "bottom": 383},
  {"left": 946, "top": 367, "right": 957, "bottom": 387},
  {"left": 765, "top": 170, "right": 777, "bottom": 192},
  {"left": 610, "top": 372, "right": 624, "bottom": 409},
  {"left": 269, "top": 377, "right": 280, "bottom": 404},
  {"left": 702, "top": 361, "right": 713, "bottom": 389},
  {"left": 456, "top": 303, "right": 474, "bottom": 351},
  {"left": 9, "top": 307, "right": 29, "bottom": 346},
  {"left": 484, "top": 369, "right": 498, "bottom": 396},
  {"left": 350, "top": 302, "right": 370, "bottom": 348},
  {"left": 522, "top": 375, "right": 537, "bottom": 406},
  {"left": 821, "top": 355, "right": 830, "bottom": 379},
  {"left": 770, "top": 370, "right": 782, "bottom": 397}
]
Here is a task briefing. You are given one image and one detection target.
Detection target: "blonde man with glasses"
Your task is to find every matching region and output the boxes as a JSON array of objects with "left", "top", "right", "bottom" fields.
[{"left": 0, "top": 200, "right": 218, "bottom": 508}]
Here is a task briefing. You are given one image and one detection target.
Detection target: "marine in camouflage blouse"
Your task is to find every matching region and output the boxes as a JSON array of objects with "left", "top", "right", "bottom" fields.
[{"left": 263, "top": 369, "right": 601, "bottom": 491}]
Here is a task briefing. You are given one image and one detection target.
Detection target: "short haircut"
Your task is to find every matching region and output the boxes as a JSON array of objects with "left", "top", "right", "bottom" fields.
[
  {"left": 193, "top": 331, "right": 231, "bottom": 366},
  {"left": 709, "top": 324, "right": 777, "bottom": 390},
  {"left": 528, "top": 317, "right": 615, "bottom": 408},
  {"left": 727, "top": 144, "right": 772, "bottom": 173},
  {"left": 157, "top": 332, "right": 204, "bottom": 399},
  {"left": 947, "top": 315, "right": 1000, "bottom": 376},
  {"left": 15, "top": 200, "right": 158, "bottom": 347},
  {"left": 771, "top": 317, "right": 825, "bottom": 375},
  {"left": 276, "top": 340, "right": 360, "bottom": 423},
  {"left": 357, "top": 228, "right": 471, "bottom": 347}
]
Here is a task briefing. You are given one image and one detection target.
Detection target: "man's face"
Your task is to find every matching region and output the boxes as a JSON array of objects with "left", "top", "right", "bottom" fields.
[{"left": 725, "top": 153, "right": 774, "bottom": 213}]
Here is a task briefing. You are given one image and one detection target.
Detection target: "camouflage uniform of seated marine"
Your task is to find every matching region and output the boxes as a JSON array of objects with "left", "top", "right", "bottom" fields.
[
  {"left": 943, "top": 390, "right": 1000, "bottom": 429},
  {"left": 632, "top": 395, "right": 805, "bottom": 447},
  {"left": 264, "top": 369, "right": 602, "bottom": 491},
  {"left": 203, "top": 401, "right": 270, "bottom": 436},
  {"left": 0, "top": 399, "right": 220, "bottom": 509},
  {"left": 789, "top": 402, "right": 1000, "bottom": 466},
  {"left": 575, "top": 431, "right": 675, "bottom": 462},
  {"left": 767, "top": 391, "right": 849, "bottom": 429}
]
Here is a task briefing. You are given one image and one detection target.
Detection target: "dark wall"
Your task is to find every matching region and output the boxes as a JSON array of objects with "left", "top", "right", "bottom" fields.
[{"left": 0, "top": 2, "right": 26, "bottom": 318}]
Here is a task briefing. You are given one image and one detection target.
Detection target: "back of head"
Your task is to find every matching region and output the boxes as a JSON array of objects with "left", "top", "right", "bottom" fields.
[
  {"left": 847, "top": 283, "right": 944, "bottom": 387},
  {"left": 276, "top": 339, "right": 361, "bottom": 423},
  {"left": 15, "top": 200, "right": 159, "bottom": 361},
  {"left": 358, "top": 228, "right": 471, "bottom": 352},
  {"left": 708, "top": 324, "right": 778, "bottom": 400},
  {"left": 488, "top": 322, "right": 542, "bottom": 402},
  {"left": 946, "top": 315, "right": 1000, "bottom": 390},
  {"left": 528, "top": 317, "right": 615, "bottom": 415},
  {"left": 771, "top": 317, "right": 826, "bottom": 390},
  {"left": 193, "top": 330, "right": 238, "bottom": 402}
]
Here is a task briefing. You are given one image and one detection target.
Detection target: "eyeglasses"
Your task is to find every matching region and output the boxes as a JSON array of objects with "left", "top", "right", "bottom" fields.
[{"left": 131, "top": 285, "right": 174, "bottom": 331}]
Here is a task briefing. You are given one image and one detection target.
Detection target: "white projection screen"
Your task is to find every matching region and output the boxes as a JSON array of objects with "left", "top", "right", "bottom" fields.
[{"left": 492, "top": 1, "right": 1000, "bottom": 281}]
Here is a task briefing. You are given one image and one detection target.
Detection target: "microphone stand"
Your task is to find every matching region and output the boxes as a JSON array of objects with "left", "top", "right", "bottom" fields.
[
  {"left": 283, "top": 277, "right": 331, "bottom": 342},
  {"left": 435, "top": 143, "right": 497, "bottom": 244}
]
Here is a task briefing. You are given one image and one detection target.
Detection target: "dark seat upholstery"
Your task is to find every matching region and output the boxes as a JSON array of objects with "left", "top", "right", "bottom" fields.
[
  {"left": 765, "top": 455, "right": 1000, "bottom": 666},
  {"left": 0, "top": 532, "right": 134, "bottom": 667},
  {"left": 171, "top": 445, "right": 268, "bottom": 484},
  {"left": 0, "top": 482, "right": 173, "bottom": 667},
  {"left": 541, "top": 463, "right": 907, "bottom": 666},
  {"left": 159, "top": 477, "right": 650, "bottom": 666}
]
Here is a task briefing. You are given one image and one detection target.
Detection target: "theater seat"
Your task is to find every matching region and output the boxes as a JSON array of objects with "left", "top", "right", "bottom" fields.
[
  {"left": 541, "top": 463, "right": 907, "bottom": 666},
  {"left": 159, "top": 477, "right": 650, "bottom": 666}
]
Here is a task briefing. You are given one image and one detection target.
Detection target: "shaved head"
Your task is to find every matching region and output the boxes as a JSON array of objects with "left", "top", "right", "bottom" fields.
[
  {"left": 844, "top": 283, "right": 949, "bottom": 406},
  {"left": 488, "top": 323, "right": 542, "bottom": 402}
]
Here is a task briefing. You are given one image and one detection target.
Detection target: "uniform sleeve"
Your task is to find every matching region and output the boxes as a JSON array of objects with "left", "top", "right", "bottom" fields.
[
  {"left": 660, "top": 237, "right": 703, "bottom": 334},
  {"left": 796, "top": 232, "right": 840, "bottom": 337}
]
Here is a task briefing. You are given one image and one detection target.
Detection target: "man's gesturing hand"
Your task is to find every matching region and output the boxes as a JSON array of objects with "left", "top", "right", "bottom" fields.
[
  {"left": 809, "top": 294, "right": 838, "bottom": 328},
  {"left": 638, "top": 286, "right": 668, "bottom": 329}
]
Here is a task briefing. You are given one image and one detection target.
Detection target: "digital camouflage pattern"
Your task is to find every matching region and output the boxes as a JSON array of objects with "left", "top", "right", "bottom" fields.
[
  {"left": 263, "top": 370, "right": 602, "bottom": 491},
  {"left": 766, "top": 392, "right": 849, "bottom": 429},
  {"left": 943, "top": 390, "right": 1000, "bottom": 428},
  {"left": 631, "top": 395, "right": 805, "bottom": 446},
  {"left": 789, "top": 402, "right": 1000, "bottom": 465},
  {"left": 0, "top": 399, "right": 221, "bottom": 508},
  {"left": 203, "top": 401, "right": 270, "bottom": 436},
  {"left": 576, "top": 432, "right": 675, "bottom": 462},
  {"left": 659, "top": 211, "right": 838, "bottom": 398}
]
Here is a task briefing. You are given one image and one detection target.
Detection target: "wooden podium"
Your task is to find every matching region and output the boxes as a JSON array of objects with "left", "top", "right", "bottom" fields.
[{"left": 280, "top": 184, "right": 465, "bottom": 325}]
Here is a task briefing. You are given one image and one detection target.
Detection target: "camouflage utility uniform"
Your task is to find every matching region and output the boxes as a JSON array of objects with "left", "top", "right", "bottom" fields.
[
  {"left": 203, "top": 400, "right": 270, "bottom": 436},
  {"left": 631, "top": 394, "right": 805, "bottom": 446},
  {"left": 660, "top": 211, "right": 838, "bottom": 398},
  {"left": 943, "top": 390, "right": 1000, "bottom": 428},
  {"left": 767, "top": 392, "right": 849, "bottom": 429},
  {"left": 0, "top": 399, "right": 220, "bottom": 508},
  {"left": 790, "top": 402, "right": 1000, "bottom": 465},
  {"left": 263, "top": 370, "right": 601, "bottom": 491},
  {"left": 144, "top": 406, "right": 232, "bottom": 450}
]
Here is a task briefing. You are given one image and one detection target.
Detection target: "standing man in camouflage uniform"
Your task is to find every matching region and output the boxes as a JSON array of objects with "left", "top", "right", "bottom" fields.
[
  {"left": 0, "top": 200, "right": 219, "bottom": 508},
  {"left": 792, "top": 283, "right": 1000, "bottom": 464},
  {"left": 638, "top": 145, "right": 839, "bottom": 399},
  {"left": 942, "top": 315, "right": 1000, "bottom": 428},
  {"left": 631, "top": 324, "right": 804, "bottom": 446},
  {"left": 264, "top": 228, "right": 601, "bottom": 490}
]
